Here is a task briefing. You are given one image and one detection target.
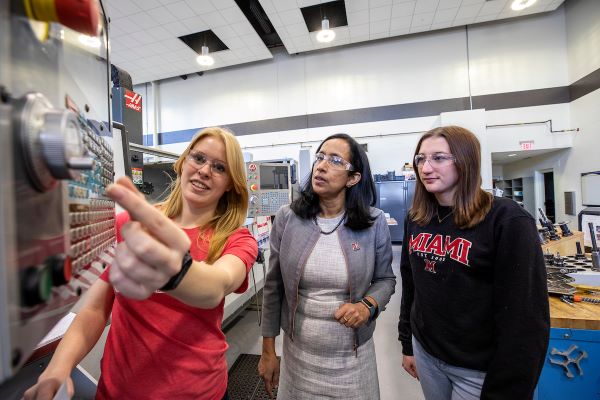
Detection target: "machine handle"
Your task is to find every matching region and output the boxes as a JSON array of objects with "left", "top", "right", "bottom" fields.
[{"left": 589, "top": 222, "right": 599, "bottom": 252}]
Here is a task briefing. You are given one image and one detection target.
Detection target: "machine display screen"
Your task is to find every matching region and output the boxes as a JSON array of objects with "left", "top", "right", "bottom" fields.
[{"left": 260, "top": 165, "right": 289, "bottom": 189}]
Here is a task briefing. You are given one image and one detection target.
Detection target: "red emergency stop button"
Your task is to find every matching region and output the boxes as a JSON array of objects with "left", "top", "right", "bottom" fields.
[
  {"left": 26, "top": 0, "right": 100, "bottom": 36},
  {"left": 250, "top": 184, "right": 258, "bottom": 191}
]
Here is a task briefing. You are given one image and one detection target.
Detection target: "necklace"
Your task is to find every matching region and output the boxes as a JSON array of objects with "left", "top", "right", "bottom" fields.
[
  {"left": 437, "top": 206, "right": 454, "bottom": 224},
  {"left": 314, "top": 212, "right": 346, "bottom": 235}
]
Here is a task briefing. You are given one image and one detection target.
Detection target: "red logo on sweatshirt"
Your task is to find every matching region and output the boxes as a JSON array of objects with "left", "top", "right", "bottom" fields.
[
  {"left": 408, "top": 233, "right": 472, "bottom": 267},
  {"left": 424, "top": 259, "right": 437, "bottom": 273}
]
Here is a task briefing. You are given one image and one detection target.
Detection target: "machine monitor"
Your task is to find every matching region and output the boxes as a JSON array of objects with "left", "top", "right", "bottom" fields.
[{"left": 246, "top": 161, "right": 297, "bottom": 217}]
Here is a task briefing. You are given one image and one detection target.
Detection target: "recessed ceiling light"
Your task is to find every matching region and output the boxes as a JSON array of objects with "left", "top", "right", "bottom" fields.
[
  {"left": 507, "top": 153, "right": 517, "bottom": 157},
  {"left": 511, "top": 0, "right": 537, "bottom": 11},
  {"left": 196, "top": 45, "right": 214, "bottom": 66},
  {"left": 316, "top": 17, "right": 335, "bottom": 43}
]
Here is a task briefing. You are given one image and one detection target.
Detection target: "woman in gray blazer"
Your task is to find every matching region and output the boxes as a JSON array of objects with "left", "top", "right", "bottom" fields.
[{"left": 258, "top": 133, "right": 396, "bottom": 399}]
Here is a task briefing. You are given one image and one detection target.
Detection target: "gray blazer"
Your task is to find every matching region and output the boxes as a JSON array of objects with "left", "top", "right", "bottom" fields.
[{"left": 261, "top": 205, "right": 396, "bottom": 347}]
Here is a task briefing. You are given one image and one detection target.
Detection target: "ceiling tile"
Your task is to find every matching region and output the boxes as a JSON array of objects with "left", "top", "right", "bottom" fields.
[
  {"left": 184, "top": 0, "right": 216, "bottom": 14},
  {"left": 430, "top": 21, "right": 452, "bottom": 29},
  {"left": 296, "top": 0, "right": 320, "bottom": 7},
  {"left": 240, "top": 34, "right": 264, "bottom": 47},
  {"left": 132, "top": 0, "right": 161, "bottom": 9},
  {"left": 181, "top": 15, "right": 209, "bottom": 32},
  {"left": 370, "top": 31, "right": 389, "bottom": 40},
  {"left": 212, "top": 25, "right": 238, "bottom": 40},
  {"left": 479, "top": 0, "right": 508, "bottom": 15},
  {"left": 259, "top": 0, "right": 276, "bottom": 14},
  {"left": 292, "top": 35, "right": 313, "bottom": 47},
  {"left": 437, "top": 0, "right": 462, "bottom": 10},
  {"left": 162, "top": 21, "right": 192, "bottom": 36},
  {"left": 284, "top": 22, "right": 308, "bottom": 36},
  {"left": 146, "top": 26, "right": 172, "bottom": 41},
  {"left": 202, "top": 11, "right": 229, "bottom": 27},
  {"left": 370, "top": 19, "right": 391, "bottom": 34},
  {"left": 389, "top": 27, "right": 410, "bottom": 36},
  {"left": 433, "top": 7, "right": 458, "bottom": 23},
  {"left": 129, "top": 31, "right": 157, "bottom": 45},
  {"left": 414, "top": 0, "right": 440, "bottom": 14},
  {"left": 347, "top": 11, "right": 369, "bottom": 26},
  {"left": 349, "top": 24, "right": 370, "bottom": 37},
  {"left": 220, "top": 7, "right": 246, "bottom": 24},
  {"left": 110, "top": 0, "right": 142, "bottom": 18},
  {"left": 210, "top": 0, "right": 237, "bottom": 9},
  {"left": 278, "top": 8, "right": 304, "bottom": 25},
  {"left": 455, "top": 4, "right": 483, "bottom": 19},
  {"left": 392, "top": 2, "right": 416, "bottom": 18},
  {"left": 231, "top": 22, "right": 256, "bottom": 36},
  {"left": 108, "top": 23, "right": 127, "bottom": 37},
  {"left": 349, "top": 35, "right": 369, "bottom": 44},
  {"left": 411, "top": 12, "right": 435, "bottom": 27},
  {"left": 224, "top": 36, "right": 246, "bottom": 49},
  {"left": 390, "top": 16, "right": 412, "bottom": 30},
  {"left": 345, "top": 0, "right": 369, "bottom": 13},
  {"left": 474, "top": 13, "right": 498, "bottom": 23},
  {"left": 128, "top": 12, "right": 157, "bottom": 30},
  {"left": 167, "top": 1, "right": 196, "bottom": 19},
  {"left": 370, "top": 6, "right": 393, "bottom": 23},
  {"left": 111, "top": 17, "right": 142, "bottom": 34},
  {"left": 452, "top": 16, "right": 476, "bottom": 26},
  {"left": 146, "top": 6, "right": 179, "bottom": 24},
  {"left": 274, "top": 0, "right": 298, "bottom": 12},
  {"left": 410, "top": 25, "right": 431, "bottom": 33},
  {"left": 370, "top": 0, "right": 394, "bottom": 7}
]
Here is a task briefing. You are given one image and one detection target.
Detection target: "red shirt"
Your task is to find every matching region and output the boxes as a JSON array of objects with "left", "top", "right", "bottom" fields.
[{"left": 96, "top": 212, "right": 257, "bottom": 399}]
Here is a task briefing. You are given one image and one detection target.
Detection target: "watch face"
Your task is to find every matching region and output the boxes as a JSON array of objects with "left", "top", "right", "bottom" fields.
[{"left": 361, "top": 298, "right": 374, "bottom": 308}]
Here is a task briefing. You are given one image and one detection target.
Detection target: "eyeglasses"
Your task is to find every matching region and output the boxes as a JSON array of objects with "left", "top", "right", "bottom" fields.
[
  {"left": 186, "top": 151, "right": 228, "bottom": 176},
  {"left": 314, "top": 152, "right": 355, "bottom": 171},
  {"left": 414, "top": 153, "right": 456, "bottom": 169}
]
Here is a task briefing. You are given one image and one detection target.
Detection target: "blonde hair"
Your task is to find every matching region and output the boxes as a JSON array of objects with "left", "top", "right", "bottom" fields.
[
  {"left": 409, "top": 126, "right": 492, "bottom": 229},
  {"left": 159, "top": 127, "right": 249, "bottom": 263}
]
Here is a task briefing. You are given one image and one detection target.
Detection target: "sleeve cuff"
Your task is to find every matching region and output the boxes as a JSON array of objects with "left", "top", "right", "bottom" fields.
[{"left": 400, "top": 340, "right": 414, "bottom": 356}]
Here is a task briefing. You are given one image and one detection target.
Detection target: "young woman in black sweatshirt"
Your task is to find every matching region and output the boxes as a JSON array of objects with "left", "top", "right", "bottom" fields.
[{"left": 398, "top": 126, "right": 549, "bottom": 400}]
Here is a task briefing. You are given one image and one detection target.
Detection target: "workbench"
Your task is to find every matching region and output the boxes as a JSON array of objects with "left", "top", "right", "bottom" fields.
[
  {"left": 541, "top": 230, "right": 585, "bottom": 256},
  {"left": 535, "top": 247, "right": 600, "bottom": 399}
]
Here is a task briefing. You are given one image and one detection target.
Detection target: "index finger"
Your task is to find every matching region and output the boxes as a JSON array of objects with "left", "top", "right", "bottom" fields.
[
  {"left": 334, "top": 303, "right": 349, "bottom": 320},
  {"left": 106, "top": 177, "right": 189, "bottom": 251}
]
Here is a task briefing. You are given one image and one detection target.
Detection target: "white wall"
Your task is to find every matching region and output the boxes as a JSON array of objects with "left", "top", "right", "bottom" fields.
[
  {"left": 468, "top": 7, "right": 569, "bottom": 94},
  {"left": 562, "top": 0, "right": 600, "bottom": 223},
  {"left": 565, "top": 0, "right": 600, "bottom": 82}
]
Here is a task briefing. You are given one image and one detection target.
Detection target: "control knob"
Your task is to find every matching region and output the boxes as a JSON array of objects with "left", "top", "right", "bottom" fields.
[{"left": 15, "top": 93, "right": 94, "bottom": 192}]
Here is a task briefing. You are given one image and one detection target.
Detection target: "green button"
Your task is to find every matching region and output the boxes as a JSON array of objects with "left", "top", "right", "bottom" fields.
[{"left": 38, "top": 266, "right": 53, "bottom": 302}]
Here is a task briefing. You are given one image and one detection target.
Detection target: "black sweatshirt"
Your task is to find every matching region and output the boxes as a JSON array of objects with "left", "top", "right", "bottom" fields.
[{"left": 398, "top": 196, "right": 549, "bottom": 400}]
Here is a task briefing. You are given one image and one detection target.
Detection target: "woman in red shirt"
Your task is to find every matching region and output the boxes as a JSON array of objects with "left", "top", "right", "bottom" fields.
[{"left": 24, "top": 127, "right": 258, "bottom": 400}]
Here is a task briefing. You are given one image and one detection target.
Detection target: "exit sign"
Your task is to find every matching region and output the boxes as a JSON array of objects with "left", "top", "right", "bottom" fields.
[{"left": 520, "top": 141, "right": 534, "bottom": 150}]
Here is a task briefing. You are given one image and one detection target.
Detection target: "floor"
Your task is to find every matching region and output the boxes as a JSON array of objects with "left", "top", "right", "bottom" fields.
[{"left": 224, "top": 246, "right": 425, "bottom": 400}]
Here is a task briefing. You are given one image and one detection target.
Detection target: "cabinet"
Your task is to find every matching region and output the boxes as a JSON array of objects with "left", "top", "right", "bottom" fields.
[
  {"left": 375, "top": 180, "right": 416, "bottom": 242},
  {"left": 497, "top": 177, "right": 535, "bottom": 216},
  {"left": 535, "top": 328, "right": 600, "bottom": 400}
]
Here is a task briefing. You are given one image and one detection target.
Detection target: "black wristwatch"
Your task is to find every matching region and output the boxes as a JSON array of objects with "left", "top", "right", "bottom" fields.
[
  {"left": 160, "top": 250, "right": 193, "bottom": 291},
  {"left": 360, "top": 297, "right": 377, "bottom": 320}
]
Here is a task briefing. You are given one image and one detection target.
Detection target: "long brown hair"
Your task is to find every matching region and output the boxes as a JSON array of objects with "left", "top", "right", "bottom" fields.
[
  {"left": 409, "top": 126, "right": 492, "bottom": 229},
  {"left": 159, "top": 127, "right": 249, "bottom": 263}
]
